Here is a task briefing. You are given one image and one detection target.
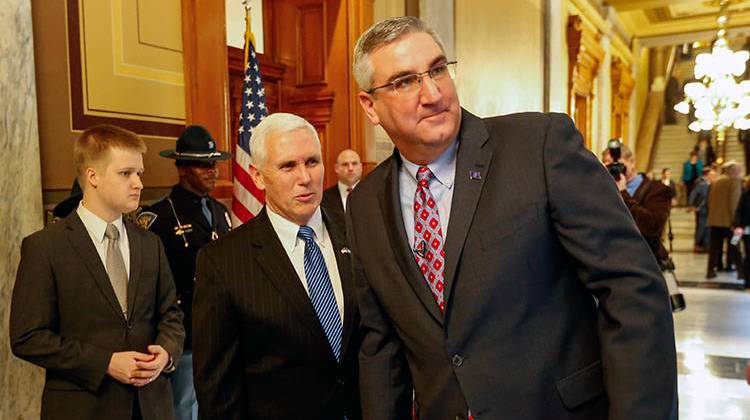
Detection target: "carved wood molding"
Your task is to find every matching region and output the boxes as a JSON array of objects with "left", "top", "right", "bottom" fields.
[
  {"left": 611, "top": 57, "right": 634, "bottom": 139},
  {"left": 567, "top": 15, "right": 604, "bottom": 97}
]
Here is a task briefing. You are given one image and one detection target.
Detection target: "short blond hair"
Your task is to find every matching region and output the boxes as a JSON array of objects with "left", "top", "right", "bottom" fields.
[{"left": 74, "top": 125, "right": 147, "bottom": 180}]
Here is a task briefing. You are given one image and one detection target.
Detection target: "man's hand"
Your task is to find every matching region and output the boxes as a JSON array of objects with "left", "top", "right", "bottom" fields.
[
  {"left": 107, "top": 351, "right": 155, "bottom": 385},
  {"left": 131, "top": 345, "right": 170, "bottom": 387},
  {"left": 616, "top": 173, "right": 628, "bottom": 192}
]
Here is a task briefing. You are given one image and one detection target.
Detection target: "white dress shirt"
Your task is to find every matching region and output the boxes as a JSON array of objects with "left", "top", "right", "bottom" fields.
[
  {"left": 399, "top": 140, "right": 458, "bottom": 246},
  {"left": 266, "top": 206, "right": 345, "bottom": 319},
  {"left": 337, "top": 181, "right": 358, "bottom": 211},
  {"left": 76, "top": 203, "right": 131, "bottom": 278}
]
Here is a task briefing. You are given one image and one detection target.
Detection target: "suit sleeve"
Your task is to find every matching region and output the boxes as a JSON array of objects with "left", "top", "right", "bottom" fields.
[
  {"left": 620, "top": 184, "right": 671, "bottom": 237},
  {"left": 542, "top": 113, "right": 678, "bottom": 420},
  {"left": 153, "top": 237, "right": 185, "bottom": 363},
  {"left": 9, "top": 234, "right": 112, "bottom": 392},
  {"left": 346, "top": 207, "right": 413, "bottom": 420},
  {"left": 192, "top": 245, "right": 244, "bottom": 420}
]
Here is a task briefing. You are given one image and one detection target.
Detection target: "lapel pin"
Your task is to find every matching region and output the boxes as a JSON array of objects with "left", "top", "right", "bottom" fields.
[
  {"left": 469, "top": 170, "right": 482, "bottom": 180},
  {"left": 340, "top": 247, "right": 351, "bottom": 254}
]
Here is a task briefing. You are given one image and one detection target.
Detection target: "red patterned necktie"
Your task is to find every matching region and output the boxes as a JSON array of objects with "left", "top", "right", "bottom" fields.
[{"left": 412, "top": 166, "right": 445, "bottom": 312}]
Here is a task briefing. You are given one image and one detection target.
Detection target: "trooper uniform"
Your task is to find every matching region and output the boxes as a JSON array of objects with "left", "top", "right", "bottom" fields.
[
  {"left": 139, "top": 185, "right": 231, "bottom": 345},
  {"left": 137, "top": 125, "right": 232, "bottom": 420}
]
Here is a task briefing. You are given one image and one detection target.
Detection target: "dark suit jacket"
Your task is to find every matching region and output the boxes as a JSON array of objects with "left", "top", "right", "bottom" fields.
[
  {"left": 322, "top": 184, "right": 347, "bottom": 234},
  {"left": 10, "top": 213, "right": 185, "bottom": 420},
  {"left": 347, "top": 110, "right": 677, "bottom": 420},
  {"left": 193, "top": 207, "right": 361, "bottom": 420},
  {"left": 143, "top": 184, "right": 232, "bottom": 349}
]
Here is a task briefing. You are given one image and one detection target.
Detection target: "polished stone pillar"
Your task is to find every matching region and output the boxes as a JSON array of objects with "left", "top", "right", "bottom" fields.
[{"left": 0, "top": 1, "right": 45, "bottom": 418}]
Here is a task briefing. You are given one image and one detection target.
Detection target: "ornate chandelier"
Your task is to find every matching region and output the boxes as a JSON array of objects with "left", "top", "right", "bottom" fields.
[{"left": 673, "top": 1, "right": 750, "bottom": 132}]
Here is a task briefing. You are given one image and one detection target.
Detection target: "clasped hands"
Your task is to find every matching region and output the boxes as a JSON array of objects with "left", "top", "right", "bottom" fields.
[{"left": 107, "top": 344, "right": 170, "bottom": 387}]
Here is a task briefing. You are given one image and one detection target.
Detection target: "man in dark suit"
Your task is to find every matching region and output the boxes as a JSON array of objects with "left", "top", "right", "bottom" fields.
[
  {"left": 137, "top": 125, "right": 232, "bottom": 420},
  {"left": 193, "top": 113, "right": 360, "bottom": 419},
  {"left": 321, "top": 149, "right": 363, "bottom": 232},
  {"left": 348, "top": 17, "right": 677, "bottom": 419},
  {"left": 10, "top": 125, "right": 184, "bottom": 420}
]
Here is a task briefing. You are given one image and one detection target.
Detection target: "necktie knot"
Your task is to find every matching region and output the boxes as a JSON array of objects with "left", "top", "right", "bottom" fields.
[
  {"left": 416, "top": 166, "right": 434, "bottom": 187},
  {"left": 298, "top": 225, "right": 315, "bottom": 242},
  {"left": 105, "top": 224, "right": 120, "bottom": 241}
]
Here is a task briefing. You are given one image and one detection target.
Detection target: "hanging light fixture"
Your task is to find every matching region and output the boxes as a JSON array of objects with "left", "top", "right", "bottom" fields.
[{"left": 673, "top": 0, "right": 750, "bottom": 132}]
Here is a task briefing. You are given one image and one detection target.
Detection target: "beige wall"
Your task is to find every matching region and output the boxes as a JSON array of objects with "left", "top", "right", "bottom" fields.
[
  {"left": 33, "top": 2, "right": 181, "bottom": 207},
  {"left": 455, "top": 0, "right": 544, "bottom": 117}
]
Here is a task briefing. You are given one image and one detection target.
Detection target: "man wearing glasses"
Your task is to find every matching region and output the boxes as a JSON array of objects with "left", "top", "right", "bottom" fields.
[{"left": 347, "top": 16, "right": 677, "bottom": 420}]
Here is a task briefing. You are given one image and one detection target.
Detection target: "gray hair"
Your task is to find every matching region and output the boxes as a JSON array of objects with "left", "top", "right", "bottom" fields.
[
  {"left": 353, "top": 16, "right": 446, "bottom": 91},
  {"left": 249, "top": 113, "right": 320, "bottom": 168}
]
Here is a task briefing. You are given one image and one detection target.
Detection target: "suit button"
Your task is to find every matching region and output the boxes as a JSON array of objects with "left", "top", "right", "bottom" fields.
[
  {"left": 336, "top": 378, "right": 345, "bottom": 387},
  {"left": 451, "top": 354, "right": 464, "bottom": 367}
]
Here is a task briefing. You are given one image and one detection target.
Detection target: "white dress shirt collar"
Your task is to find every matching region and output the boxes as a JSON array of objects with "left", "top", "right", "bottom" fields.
[
  {"left": 76, "top": 202, "right": 125, "bottom": 243},
  {"left": 399, "top": 139, "right": 458, "bottom": 189},
  {"left": 266, "top": 205, "right": 325, "bottom": 254}
]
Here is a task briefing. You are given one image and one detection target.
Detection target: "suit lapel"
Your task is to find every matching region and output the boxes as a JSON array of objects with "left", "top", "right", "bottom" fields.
[
  {"left": 333, "top": 186, "right": 345, "bottom": 216},
  {"left": 379, "top": 154, "right": 444, "bottom": 325},
  {"left": 64, "top": 214, "right": 126, "bottom": 321},
  {"left": 443, "top": 110, "right": 492, "bottom": 306},
  {"left": 126, "top": 222, "right": 142, "bottom": 320},
  {"left": 323, "top": 208, "right": 355, "bottom": 358},
  {"left": 252, "top": 209, "right": 333, "bottom": 350}
]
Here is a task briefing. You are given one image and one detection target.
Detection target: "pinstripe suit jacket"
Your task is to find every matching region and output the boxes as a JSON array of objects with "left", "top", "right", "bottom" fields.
[{"left": 193, "top": 207, "right": 360, "bottom": 420}]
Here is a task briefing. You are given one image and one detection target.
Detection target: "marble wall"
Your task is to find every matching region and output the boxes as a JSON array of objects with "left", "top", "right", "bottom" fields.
[{"left": 0, "top": 0, "right": 45, "bottom": 418}]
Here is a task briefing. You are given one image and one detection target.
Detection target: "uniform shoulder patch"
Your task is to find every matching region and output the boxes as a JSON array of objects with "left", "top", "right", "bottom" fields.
[{"left": 136, "top": 211, "right": 158, "bottom": 230}]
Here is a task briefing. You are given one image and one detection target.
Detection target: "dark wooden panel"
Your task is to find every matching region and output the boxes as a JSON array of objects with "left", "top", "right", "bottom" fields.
[
  {"left": 181, "top": 0, "right": 231, "bottom": 198},
  {"left": 298, "top": 4, "right": 327, "bottom": 85}
]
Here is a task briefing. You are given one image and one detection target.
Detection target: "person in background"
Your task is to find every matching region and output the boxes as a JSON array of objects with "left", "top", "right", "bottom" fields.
[
  {"left": 689, "top": 167, "right": 717, "bottom": 253},
  {"left": 696, "top": 134, "right": 716, "bottom": 168},
  {"left": 706, "top": 161, "right": 744, "bottom": 279},
  {"left": 682, "top": 151, "right": 704, "bottom": 201},
  {"left": 661, "top": 167, "right": 678, "bottom": 206},
  {"left": 321, "top": 149, "right": 363, "bottom": 233},
  {"left": 10, "top": 124, "right": 184, "bottom": 420},
  {"left": 137, "top": 125, "right": 232, "bottom": 420},
  {"left": 732, "top": 176, "right": 750, "bottom": 289}
]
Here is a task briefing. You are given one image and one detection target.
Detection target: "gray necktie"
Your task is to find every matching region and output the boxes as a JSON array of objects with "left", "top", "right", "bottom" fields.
[
  {"left": 104, "top": 224, "right": 128, "bottom": 317},
  {"left": 201, "top": 197, "right": 213, "bottom": 226}
]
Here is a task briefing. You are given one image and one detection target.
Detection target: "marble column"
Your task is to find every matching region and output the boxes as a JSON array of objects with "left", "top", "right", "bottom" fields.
[{"left": 0, "top": 0, "right": 45, "bottom": 418}]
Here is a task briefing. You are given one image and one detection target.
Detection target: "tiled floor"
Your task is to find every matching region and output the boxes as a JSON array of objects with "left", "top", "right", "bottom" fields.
[{"left": 669, "top": 209, "right": 750, "bottom": 418}]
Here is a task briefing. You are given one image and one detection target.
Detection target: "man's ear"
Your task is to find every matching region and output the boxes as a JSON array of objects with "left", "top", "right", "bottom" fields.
[
  {"left": 248, "top": 165, "right": 266, "bottom": 191},
  {"left": 85, "top": 167, "right": 98, "bottom": 189},
  {"left": 357, "top": 92, "right": 380, "bottom": 125}
]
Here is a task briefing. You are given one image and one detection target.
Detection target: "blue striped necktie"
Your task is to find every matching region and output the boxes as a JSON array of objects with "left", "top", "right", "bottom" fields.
[{"left": 298, "top": 225, "right": 343, "bottom": 361}]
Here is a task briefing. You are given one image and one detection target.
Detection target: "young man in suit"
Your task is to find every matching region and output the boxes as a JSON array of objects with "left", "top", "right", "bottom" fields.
[
  {"left": 348, "top": 17, "right": 677, "bottom": 419},
  {"left": 321, "top": 149, "right": 363, "bottom": 232},
  {"left": 193, "top": 113, "right": 360, "bottom": 420},
  {"left": 10, "top": 125, "right": 185, "bottom": 420}
]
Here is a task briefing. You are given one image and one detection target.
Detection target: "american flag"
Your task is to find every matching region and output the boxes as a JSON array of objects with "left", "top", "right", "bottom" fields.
[{"left": 231, "top": 42, "right": 267, "bottom": 225}]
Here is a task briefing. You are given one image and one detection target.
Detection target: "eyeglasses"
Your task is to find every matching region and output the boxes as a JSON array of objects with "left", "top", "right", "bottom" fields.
[{"left": 366, "top": 61, "right": 457, "bottom": 95}]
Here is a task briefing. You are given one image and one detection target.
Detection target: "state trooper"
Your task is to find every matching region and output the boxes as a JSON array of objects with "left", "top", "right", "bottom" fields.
[{"left": 137, "top": 125, "right": 232, "bottom": 420}]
